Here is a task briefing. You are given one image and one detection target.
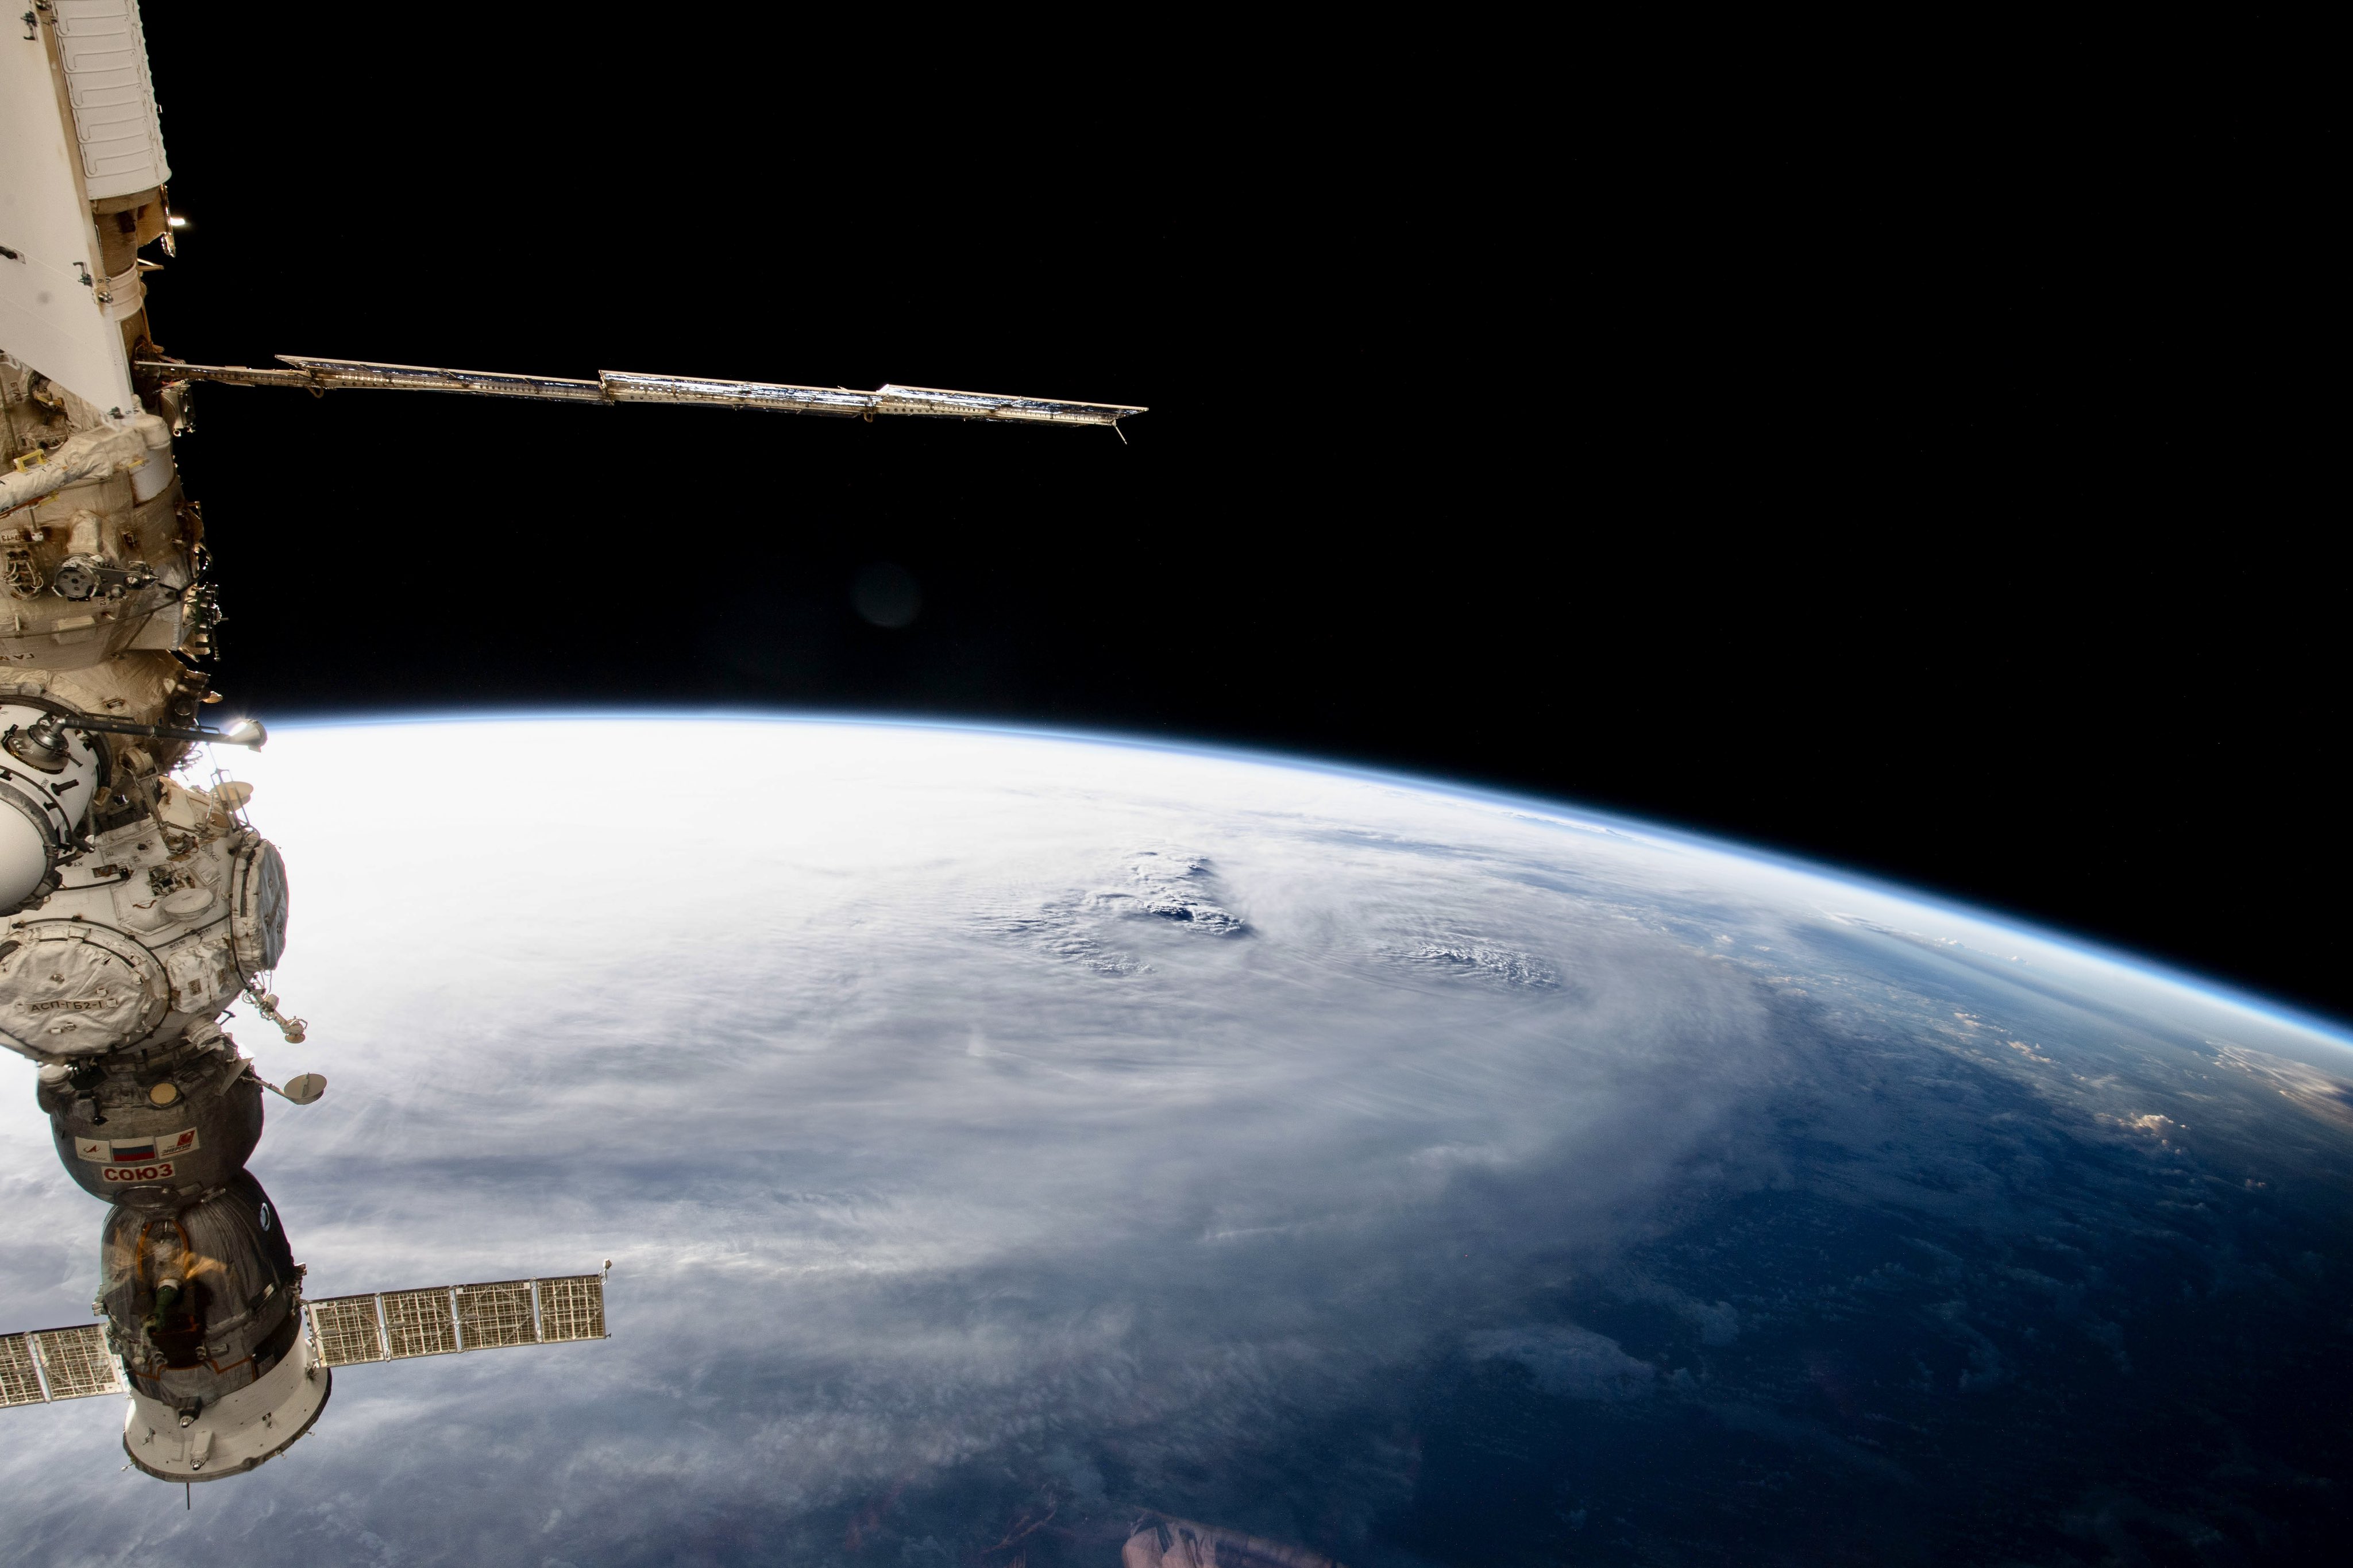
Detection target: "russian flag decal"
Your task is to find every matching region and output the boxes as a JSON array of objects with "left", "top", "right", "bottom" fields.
[{"left": 78, "top": 1130, "right": 198, "bottom": 1164}]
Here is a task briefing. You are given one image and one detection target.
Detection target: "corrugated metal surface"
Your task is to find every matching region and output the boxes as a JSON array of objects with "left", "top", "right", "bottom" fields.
[{"left": 53, "top": 1, "right": 169, "bottom": 199}]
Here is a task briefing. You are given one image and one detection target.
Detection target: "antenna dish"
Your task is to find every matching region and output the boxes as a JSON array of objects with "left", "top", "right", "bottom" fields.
[{"left": 278, "top": 1073, "right": 325, "bottom": 1104}]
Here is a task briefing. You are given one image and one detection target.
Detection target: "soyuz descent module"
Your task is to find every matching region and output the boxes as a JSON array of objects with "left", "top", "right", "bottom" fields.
[{"left": 0, "top": 0, "right": 1140, "bottom": 1489}]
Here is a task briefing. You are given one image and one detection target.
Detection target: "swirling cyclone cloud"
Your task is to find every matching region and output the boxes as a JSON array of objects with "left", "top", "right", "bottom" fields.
[{"left": 2, "top": 717, "right": 2348, "bottom": 1566}]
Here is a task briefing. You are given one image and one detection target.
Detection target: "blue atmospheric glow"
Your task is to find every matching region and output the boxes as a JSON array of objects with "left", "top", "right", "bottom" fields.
[
  {"left": 10, "top": 709, "right": 2347, "bottom": 1563},
  {"left": 245, "top": 709, "right": 2353, "bottom": 1047}
]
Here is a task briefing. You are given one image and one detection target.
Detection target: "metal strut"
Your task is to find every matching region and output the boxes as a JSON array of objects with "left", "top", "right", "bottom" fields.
[
  {"left": 20, "top": 710, "right": 265, "bottom": 751},
  {"left": 134, "top": 357, "right": 1147, "bottom": 430}
]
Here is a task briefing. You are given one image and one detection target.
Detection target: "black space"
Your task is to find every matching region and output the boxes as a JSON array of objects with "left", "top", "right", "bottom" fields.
[{"left": 130, "top": 14, "right": 2332, "bottom": 1020}]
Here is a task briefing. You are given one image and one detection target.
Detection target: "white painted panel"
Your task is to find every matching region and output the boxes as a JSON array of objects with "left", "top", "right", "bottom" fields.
[
  {"left": 54, "top": 1, "right": 169, "bottom": 199},
  {"left": 0, "top": 26, "right": 134, "bottom": 414}
]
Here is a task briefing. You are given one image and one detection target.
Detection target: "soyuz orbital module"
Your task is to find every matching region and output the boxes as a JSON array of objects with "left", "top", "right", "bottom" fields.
[{"left": 0, "top": 1, "right": 1139, "bottom": 1489}]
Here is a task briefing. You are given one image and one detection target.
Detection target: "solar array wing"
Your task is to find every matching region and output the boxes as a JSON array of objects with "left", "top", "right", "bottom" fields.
[
  {"left": 0, "top": 1326, "right": 124, "bottom": 1407},
  {"left": 453, "top": 1281, "right": 537, "bottom": 1350},
  {"left": 305, "top": 1272, "right": 608, "bottom": 1369},
  {"left": 0, "top": 1334, "right": 43, "bottom": 1407},
  {"left": 379, "top": 1288, "right": 460, "bottom": 1359},
  {"left": 535, "top": 1275, "right": 607, "bottom": 1343},
  {"left": 307, "top": 1295, "right": 387, "bottom": 1367},
  {"left": 10, "top": 1271, "right": 608, "bottom": 1408},
  {"left": 34, "top": 1326, "right": 124, "bottom": 1399}
]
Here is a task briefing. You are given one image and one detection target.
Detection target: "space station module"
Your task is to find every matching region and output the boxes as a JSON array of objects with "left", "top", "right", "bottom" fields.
[
  {"left": 3, "top": 0, "right": 1116, "bottom": 1488},
  {"left": 0, "top": 0, "right": 327, "bottom": 1479}
]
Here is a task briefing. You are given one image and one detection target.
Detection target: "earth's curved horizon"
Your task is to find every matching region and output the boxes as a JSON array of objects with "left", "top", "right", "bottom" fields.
[
  {"left": 259, "top": 709, "right": 2353, "bottom": 1041},
  {"left": 5, "top": 716, "right": 2350, "bottom": 1566}
]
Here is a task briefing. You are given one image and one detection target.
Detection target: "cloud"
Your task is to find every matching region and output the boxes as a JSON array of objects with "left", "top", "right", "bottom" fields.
[
  {"left": 2214, "top": 1044, "right": 2353, "bottom": 1131},
  {"left": 5, "top": 720, "right": 2347, "bottom": 1564},
  {"left": 1467, "top": 1324, "right": 1656, "bottom": 1400}
]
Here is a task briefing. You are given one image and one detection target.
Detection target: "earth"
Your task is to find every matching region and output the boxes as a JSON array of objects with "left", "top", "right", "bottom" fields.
[{"left": 4, "top": 719, "right": 2351, "bottom": 1567}]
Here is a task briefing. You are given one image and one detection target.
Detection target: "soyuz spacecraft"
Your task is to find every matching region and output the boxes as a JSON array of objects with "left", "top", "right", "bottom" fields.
[{"left": 0, "top": 1, "right": 1140, "bottom": 1489}]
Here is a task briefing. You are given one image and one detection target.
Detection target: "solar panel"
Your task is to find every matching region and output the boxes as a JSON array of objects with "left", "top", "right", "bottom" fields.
[
  {"left": 453, "top": 1281, "right": 537, "bottom": 1351},
  {"left": 13, "top": 1279, "right": 604, "bottom": 1409},
  {"left": 0, "top": 1334, "right": 43, "bottom": 1407},
  {"left": 285, "top": 1272, "right": 607, "bottom": 1374},
  {"left": 34, "top": 1326, "right": 122, "bottom": 1400},
  {"left": 534, "top": 1276, "right": 607, "bottom": 1343},
  {"left": 379, "top": 1288, "right": 459, "bottom": 1359},
  {"left": 307, "top": 1295, "right": 387, "bottom": 1367}
]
